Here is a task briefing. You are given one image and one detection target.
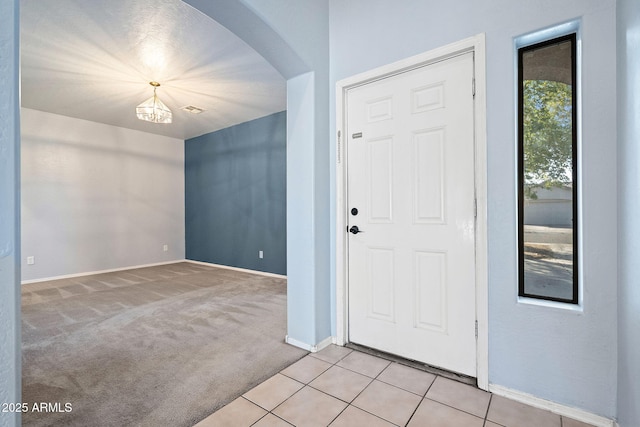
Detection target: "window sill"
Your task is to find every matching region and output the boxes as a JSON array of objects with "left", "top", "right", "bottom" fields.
[{"left": 517, "top": 296, "right": 583, "bottom": 313}]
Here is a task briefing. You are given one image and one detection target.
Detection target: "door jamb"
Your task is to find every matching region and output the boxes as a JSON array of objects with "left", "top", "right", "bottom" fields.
[{"left": 334, "top": 33, "right": 489, "bottom": 390}]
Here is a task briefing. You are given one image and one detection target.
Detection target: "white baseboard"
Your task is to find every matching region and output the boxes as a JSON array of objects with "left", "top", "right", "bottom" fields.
[
  {"left": 21, "top": 260, "right": 184, "bottom": 285},
  {"left": 488, "top": 384, "right": 615, "bottom": 427},
  {"left": 285, "top": 335, "right": 334, "bottom": 353},
  {"left": 314, "top": 336, "right": 334, "bottom": 352},
  {"left": 186, "top": 259, "right": 287, "bottom": 279}
]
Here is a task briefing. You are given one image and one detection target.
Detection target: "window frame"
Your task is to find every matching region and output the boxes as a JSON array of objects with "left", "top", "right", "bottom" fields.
[{"left": 517, "top": 32, "right": 579, "bottom": 305}]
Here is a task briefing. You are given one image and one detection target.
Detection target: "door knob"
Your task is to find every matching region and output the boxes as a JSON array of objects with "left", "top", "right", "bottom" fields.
[{"left": 349, "top": 225, "right": 362, "bottom": 234}]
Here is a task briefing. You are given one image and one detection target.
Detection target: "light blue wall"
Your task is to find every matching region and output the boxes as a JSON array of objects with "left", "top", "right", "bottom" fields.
[
  {"left": 2, "top": 2, "right": 631, "bottom": 424},
  {"left": 617, "top": 0, "right": 640, "bottom": 425},
  {"left": 285, "top": 73, "right": 317, "bottom": 343},
  {"left": 0, "top": 0, "right": 20, "bottom": 426},
  {"left": 186, "top": 2, "right": 623, "bottom": 417},
  {"left": 184, "top": 0, "right": 332, "bottom": 346},
  {"left": 185, "top": 111, "right": 287, "bottom": 275},
  {"left": 243, "top": 0, "right": 332, "bottom": 345},
  {"left": 329, "top": 0, "right": 617, "bottom": 418}
]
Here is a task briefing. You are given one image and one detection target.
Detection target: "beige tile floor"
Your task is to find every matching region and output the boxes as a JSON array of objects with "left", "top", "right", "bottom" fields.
[{"left": 195, "top": 345, "right": 596, "bottom": 427}]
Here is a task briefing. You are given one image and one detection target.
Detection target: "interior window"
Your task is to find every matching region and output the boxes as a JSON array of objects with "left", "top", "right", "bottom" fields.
[{"left": 518, "top": 33, "right": 578, "bottom": 304}]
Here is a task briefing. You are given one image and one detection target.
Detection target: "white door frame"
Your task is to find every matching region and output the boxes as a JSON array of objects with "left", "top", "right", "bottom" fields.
[{"left": 335, "top": 33, "right": 489, "bottom": 390}]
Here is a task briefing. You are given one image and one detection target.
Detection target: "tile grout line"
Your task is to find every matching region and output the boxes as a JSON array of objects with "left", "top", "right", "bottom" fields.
[
  {"left": 341, "top": 355, "right": 410, "bottom": 426},
  {"left": 325, "top": 403, "right": 349, "bottom": 426},
  {"left": 268, "top": 353, "right": 345, "bottom": 426},
  {"left": 247, "top": 402, "right": 294, "bottom": 427},
  {"left": 225, "top": 347, "right": 531, "bottom": 427},
  {"left": 332, "top": 353, "right": 402, "bottom": 427},
  {"left": 421, "top": 394, "right": 491, "bottom": 422},
  {"left": 484, "top": 393, "right": 494, "bottom": 425},
  {"left": 403, "top": 372, "right": 439, "bottom": 426},
  {"left": 284, "top": 350, "right": 476, "bottom": 427},
  {"left": 305, "top": 350, "right": 404, "bottom": 426},
  {"left": 267, "top": 365, "right": 334, "bottom": 421},
  {"left": 404, "top": 395, "right": 426, "bottom": 426}
]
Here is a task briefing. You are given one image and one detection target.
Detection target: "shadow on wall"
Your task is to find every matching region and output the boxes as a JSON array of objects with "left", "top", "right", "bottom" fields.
[
  {"left": 185, "top": 111, "right": 287, "bottom": 275},
  {"left": 20, "top": 108, "right": 185, "bottom": 282}
]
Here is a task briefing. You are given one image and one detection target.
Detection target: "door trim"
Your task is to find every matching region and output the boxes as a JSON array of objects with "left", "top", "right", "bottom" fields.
[{"left": 335, "top": 34, "right": 489, "bottom": 390}]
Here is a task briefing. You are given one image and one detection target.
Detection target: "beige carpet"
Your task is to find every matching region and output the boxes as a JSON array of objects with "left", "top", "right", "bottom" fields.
[{"left": 22, "top": 262, "right": 307, "bottom": 427}]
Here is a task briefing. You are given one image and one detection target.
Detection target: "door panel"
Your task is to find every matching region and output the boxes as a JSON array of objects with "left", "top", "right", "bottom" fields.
[
  {"left": 347, "top": 52, "right": 476, "bottom": 376},
  {"left": 414, "top": 250, "right": 447, "bottom": 333},
  {"left": 367, "top": 137, "right": 394, "bottom": 222},
  {"left": 367, "top": 247, "right": 395, "bottom": 322},
  {"left": 414, "top": 129, "right": 445, "bottom": 223}
]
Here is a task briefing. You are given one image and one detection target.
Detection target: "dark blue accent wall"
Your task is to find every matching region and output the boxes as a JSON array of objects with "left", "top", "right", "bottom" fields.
[{"left": 185, "top": 111, "right": 286, "bottom": 275}]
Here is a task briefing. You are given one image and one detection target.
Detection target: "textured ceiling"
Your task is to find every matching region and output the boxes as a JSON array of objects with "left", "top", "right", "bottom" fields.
[{"left": 20, "top": 0, "right": 287, "bottom": 140}]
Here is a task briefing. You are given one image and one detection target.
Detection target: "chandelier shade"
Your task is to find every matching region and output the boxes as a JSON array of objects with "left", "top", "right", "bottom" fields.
[{"left": 136, "top": 82, "right": 172, "bottom": 124}]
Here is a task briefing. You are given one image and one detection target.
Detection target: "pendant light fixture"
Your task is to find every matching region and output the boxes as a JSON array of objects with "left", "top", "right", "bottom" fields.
[{"left": 136, "top": 81, "right": 172, "bottom": 124}]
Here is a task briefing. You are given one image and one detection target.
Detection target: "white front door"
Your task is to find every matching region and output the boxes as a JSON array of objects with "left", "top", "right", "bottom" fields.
[{"left": 347, "top": 52, "right": 477, "bottom": 377}]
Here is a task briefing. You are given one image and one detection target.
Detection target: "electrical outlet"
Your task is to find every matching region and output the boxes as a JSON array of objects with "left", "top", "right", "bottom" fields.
[
  {"left": 163, "top": 245, "right": 168, "bottom": 252},
  {"left": 259, "top": 250, "right": 264, "bottom": 259},
  {"left": 27, "top": 256, "right": 35, "bottom": 265}
]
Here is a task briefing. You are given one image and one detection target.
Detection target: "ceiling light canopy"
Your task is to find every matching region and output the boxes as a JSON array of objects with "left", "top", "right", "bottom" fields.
[{"left": 136, "top": 81, "right": 172, "bottom": 124}]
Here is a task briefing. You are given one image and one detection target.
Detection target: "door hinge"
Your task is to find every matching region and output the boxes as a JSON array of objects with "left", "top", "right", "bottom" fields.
[
  {"left": 474, "top": 198, "right": 478, "bottom": 219},
  {"left": 472, "top": 78, "right": 476, "bottom": 98},
  {"left": 475, "top": 320, "right": 478, "bottom": 339}
]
